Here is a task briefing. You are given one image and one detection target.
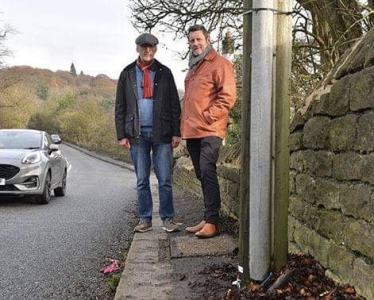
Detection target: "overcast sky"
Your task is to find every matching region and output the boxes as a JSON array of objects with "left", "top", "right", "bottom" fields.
[{"left": 1, "top": 0, "right": 187, "bottom": 89}]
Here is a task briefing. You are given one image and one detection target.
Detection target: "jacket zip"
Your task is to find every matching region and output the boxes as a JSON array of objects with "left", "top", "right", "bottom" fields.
[{"left": 129, "top": 69, "right": 140, "bottom": 139}]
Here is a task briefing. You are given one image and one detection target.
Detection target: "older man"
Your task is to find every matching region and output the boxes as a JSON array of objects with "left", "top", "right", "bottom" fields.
[
  {"left": 181, "top": 25, "right": 237, "bottom": 238},
  {"left": 115, "top": 33, "right": 182, "bottom": 233}
]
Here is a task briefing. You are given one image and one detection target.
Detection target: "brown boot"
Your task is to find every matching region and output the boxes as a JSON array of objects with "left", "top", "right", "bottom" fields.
[
  {"left": 195, "top": 223, "right": 219, "bottom": 239},
  {"left": 185, "top": 221, "right": 206, "bottom": 233}
]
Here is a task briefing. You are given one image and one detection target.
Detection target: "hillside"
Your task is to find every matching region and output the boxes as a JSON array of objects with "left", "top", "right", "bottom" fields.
[{"left": 0, "top": 66, "right": 117, "bottom": 100}]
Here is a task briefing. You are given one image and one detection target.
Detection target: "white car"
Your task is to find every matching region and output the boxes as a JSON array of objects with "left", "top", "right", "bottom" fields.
[{"left": 0, "top": 129, "right": 68, "bottom": 204}]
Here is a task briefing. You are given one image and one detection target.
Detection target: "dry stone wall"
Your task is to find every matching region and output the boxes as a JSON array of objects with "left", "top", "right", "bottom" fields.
[
  {"left": 173, "top": 143, "right": 241, "bottom": 219},
  {"left": 289, "top": 28, "right": 374, "bottom": 299}
]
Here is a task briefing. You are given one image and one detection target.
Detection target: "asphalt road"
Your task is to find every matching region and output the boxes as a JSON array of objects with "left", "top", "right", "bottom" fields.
[{"left": 0, "top": 144, "right": 138, "bottom": 300}]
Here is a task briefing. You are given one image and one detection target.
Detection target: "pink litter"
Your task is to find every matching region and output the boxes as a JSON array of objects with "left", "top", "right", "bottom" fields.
[{"left": 100, "top": 260, "right": 120, "bottom": 274}]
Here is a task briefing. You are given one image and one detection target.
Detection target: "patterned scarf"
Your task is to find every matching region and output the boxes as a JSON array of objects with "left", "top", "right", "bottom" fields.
[
  {"left": 188, "top": 44, "right": 214, "bottom": 69},
  {"left": 136, "top": 58, "right": 154, "bottom": 98}
]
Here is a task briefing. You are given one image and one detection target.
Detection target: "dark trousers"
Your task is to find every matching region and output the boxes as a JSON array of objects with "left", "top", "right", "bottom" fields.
[{"left": 186, "top": 136, "right": 222, "bottom": 225}]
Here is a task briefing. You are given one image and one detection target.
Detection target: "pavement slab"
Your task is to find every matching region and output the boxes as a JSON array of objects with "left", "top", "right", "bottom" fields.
[{"left": 170, "top": 234, "right": 238, "bottom": 258}]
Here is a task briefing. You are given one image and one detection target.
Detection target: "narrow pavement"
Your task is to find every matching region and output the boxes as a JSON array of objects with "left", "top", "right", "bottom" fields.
[{"left": 115, "top": 173, "right": 238, "bottom": 299}]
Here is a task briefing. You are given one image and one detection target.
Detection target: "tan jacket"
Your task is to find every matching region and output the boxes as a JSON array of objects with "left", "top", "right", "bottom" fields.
[{"left": 181, "top": 49, "right": 237, "bottom": 140}]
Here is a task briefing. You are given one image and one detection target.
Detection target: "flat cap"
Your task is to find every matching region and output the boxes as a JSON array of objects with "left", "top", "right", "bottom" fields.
[{"left": 135, "top": 33, "right": 159, "bottom": 46}]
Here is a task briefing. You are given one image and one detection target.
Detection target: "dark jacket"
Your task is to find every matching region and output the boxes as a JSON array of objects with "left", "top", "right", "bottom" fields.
[{"left": 115, "top": 59, "right": 181, "bottom": 143}]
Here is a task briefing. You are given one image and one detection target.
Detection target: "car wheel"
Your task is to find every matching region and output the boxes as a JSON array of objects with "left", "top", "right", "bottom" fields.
[
  {"left": 54, "top": 170, "right": 67, "bottom": 197},
  {"left": 36, "top": 173, "right": 51, "bottom": 204}
]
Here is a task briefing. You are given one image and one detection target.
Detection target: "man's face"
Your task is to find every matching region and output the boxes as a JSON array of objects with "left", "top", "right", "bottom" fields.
[
  {"left": 136, "top": 44, "right": 157, "bottom": 62},
  {"left": 188, "top": 30, "right": 210, "bottom": 56}
]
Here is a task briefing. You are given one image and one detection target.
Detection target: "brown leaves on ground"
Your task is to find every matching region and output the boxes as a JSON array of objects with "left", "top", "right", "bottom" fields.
[{"left": 204, "top": 253, "right": 365, "bottom": 300}]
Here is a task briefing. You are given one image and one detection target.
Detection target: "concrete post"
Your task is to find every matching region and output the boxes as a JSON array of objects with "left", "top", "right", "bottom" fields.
[{"left": 249, "top": 0, "right": 274, "bottom": 281}]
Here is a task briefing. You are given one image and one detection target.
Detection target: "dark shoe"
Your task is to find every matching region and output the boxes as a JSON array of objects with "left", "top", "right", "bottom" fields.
[
  {"left": 162, "top": 218, "right": 180, "bottom": 233},
  {"left": 185, "top": 220, "right": 206, "bottom": 233},
  {"left": 195, "top": 223, "right": 219, "bottom": 239},
  {"left": 134, "top": 220, "right": 152, "bottom": 233}
]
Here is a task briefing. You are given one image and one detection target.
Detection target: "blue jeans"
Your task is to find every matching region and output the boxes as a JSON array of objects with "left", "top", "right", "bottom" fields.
[{"left": 130, "top": 132, "right": 174, "bottom": 222}]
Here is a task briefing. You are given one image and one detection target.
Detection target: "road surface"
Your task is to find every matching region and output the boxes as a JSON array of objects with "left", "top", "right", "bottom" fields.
[{"left": 0, "top": 144, "right": 137, "bottom": 299}]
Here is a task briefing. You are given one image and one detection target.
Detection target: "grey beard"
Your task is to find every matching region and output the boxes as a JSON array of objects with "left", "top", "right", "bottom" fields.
[{"left": 188, "top": 44, "right": 214, "bottom": 69}]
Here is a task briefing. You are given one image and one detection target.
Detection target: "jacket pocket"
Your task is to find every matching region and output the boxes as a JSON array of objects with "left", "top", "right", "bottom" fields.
[
  {"left": 124, "top": 114, "right": 135, "bottom": 138},
  {"left": 161, "top": 113, "right": 172, "bottom": 137}
]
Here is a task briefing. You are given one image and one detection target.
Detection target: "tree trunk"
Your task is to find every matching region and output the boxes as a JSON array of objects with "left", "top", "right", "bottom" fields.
[
  {"left": 369, "top": 0, "right": 374, "bottom": 27},
  {"left": 297, "top": 0, "right": 363, "bottom": 72}
]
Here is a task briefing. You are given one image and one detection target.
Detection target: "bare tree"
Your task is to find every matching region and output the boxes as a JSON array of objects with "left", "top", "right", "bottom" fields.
[
  {"left": 294, "top": 0, "right": 365, "bottom": 73},
  {"left": 0, "top": 21, "right": 16, "bottom": 69},
  {"left": 129, "top": 0, "right": 244, "bottom": 57},
  {"left": 129, "top": 0, "right": 371, "bottom": 68}
]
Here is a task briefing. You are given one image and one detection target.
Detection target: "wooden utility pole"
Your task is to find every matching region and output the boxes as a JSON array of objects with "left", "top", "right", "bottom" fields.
[
  {"left": 272, "top": 0, "right": 292, "bottom": 271},
  {"left": 238, "top": 0, "right": 252, "bottom": 285}
]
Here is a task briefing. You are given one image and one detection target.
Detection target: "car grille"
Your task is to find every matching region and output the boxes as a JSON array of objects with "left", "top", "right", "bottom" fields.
[
  {"left": 0, "top": 185, "right": 19, "bottom": 191},
  {"left": 0, "top": 164, "right": 20, "bottom": 179}
]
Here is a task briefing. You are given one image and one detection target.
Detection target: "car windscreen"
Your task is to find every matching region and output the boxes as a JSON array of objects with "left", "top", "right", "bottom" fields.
[{"left": 0, "top": 131, "right": 42, "bottom": 149}]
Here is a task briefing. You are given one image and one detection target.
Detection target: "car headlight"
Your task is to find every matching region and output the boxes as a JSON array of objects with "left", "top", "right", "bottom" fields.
[{"left": 22, "top": 152, "right": 41, "bottom": 164}]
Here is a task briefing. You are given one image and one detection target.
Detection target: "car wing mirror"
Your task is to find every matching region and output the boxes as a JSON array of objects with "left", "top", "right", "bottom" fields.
[{"left": 49, "top": 144, "right": 60, "bottom": 152}]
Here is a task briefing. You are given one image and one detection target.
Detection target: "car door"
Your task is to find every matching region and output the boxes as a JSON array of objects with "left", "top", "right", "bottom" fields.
[{"left": 44, "top": 134, "right": 61, "bottom": 185}]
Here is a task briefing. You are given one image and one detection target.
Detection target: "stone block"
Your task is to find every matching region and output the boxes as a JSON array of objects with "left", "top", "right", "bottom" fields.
[
  {"left": 289, "top": 196, "right": 305, "bottom": 223},
  {"left": 288, "top": 242, "right": 302, "bottom": 254},
  {"left": 340, "top": 183, "right": 374, "bottom": 223},
  {"left": 312, "top": 151, "right": 334, "bottom": 177},
  {"left": 290, "top": 150, "right": 305, "bottom": 172},
  {"left": 303, "top": 116, "right": 331, "bottom": 149},
  {"left": 346, "top": 41, "right": 368, "bottom": 74},
  {"left": 343, "top": 219, "right": 374, "bottom": 258},
  {"left": 349, "top": 66, "right": 374, "bottom": 111},
  {"left": 217, "top": 164, "right": 240, "bottom": 183},
  {"left": 334, "top": 43, "right": 356, "bottom": 80},
  {"left": 290, "top": 131, "right": 303, "bottom": 151},
  {"left": 289, "top": 170, "right": 297, "bottom": 195},
  {"left": 290, "top": 110, "right": 306, "bottom": 133},
  {"left": 332, "top": 152, "right": 363, "bottom": 181},
  {"left": 324, "top": 242, "right": 355, "bottom": 283},
  {"left": 289, "top": 195, "right": 319, "bottom": 228},
  {"left": 288, "top": 215, "right": 297, "bottom": 241},
  {"left": 356, "top": 111, "right": 374, "bottom": 152},
  {"left": 295, "top": 173, "right": 316, "bottom": 204},
  {"left": 327, "top": 114, "right": 357, "bottom": 151},
  {"left": 314, "top": 178, "right": 341, "bottom": 210},
  {"left": 314, "top": 93, "right": 330, "bottom": 115},
  {"left": 293, "top": 222, "right": 313, "bottom": 254},
  {"left": 317, "top": 210, "right": 346, "bottom": 241},
  {"left": 352, "top": 258, "right": 374, "bottom": 300},
  {"left": 359, "top": 28, "right": 374, "bottom": 66},
  {"left": 305, "top": 229, "right": 330, "bottom": 265},
  {"left": 364, "top": 39, "right": 374, "bottom": 68},
  {"left": 321, "top": 76, "right": 350, "bottom": 116},
  {"left": 362, "top": 153, "right": 374, "bottom": 185},
  {"left": 291, "top": 150, "right": 333, "bottom": 177}
]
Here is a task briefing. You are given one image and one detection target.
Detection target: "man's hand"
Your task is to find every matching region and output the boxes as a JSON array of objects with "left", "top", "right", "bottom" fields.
[
  {"left": 171, "top": 136, "right": 182, "bottom": 149},
  {"left": 118, "top": 138, "right": 131, "bottom": 149}
]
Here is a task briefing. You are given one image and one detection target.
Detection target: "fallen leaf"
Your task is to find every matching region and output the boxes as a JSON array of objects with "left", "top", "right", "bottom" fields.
[
  {"left": 249, "top": 282, "right": 260, "bottom": 292},
  {"left": 307, "top": 274, "right": 316, "bottom": 282},
  {"left": 344, "top": 286, "right": 355, "bottom": 294},
  {"left": 225, "top": 289, "right": 233, "bottom": 300}
]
